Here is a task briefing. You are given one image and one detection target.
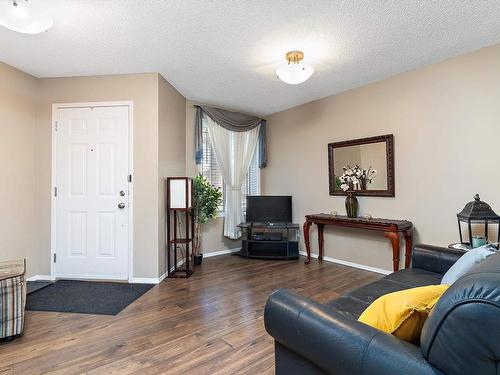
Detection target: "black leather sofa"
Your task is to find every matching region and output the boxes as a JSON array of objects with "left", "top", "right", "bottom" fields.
[{"left": 264, "top": 244, "right": 500, "bottom": 375}]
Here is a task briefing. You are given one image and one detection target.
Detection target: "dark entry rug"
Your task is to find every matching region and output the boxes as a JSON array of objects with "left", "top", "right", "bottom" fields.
[
  {"left": 26, "top": 280, "right": 154, "bottom": 315},
  {"left": 27, "top": 281, "right": 54, "bottom": 294}
]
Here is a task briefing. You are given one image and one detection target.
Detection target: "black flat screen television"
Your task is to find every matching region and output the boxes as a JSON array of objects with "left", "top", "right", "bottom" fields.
[{"left": 246, "top": 196, "right": 292, "bottom": 223}]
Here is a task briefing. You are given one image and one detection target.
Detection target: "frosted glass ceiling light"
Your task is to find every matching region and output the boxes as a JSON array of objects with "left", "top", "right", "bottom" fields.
[
  {"left": 276, "top": 50, "right": 314, "bottom": 85},
  {"left": 0, "top": 0, "right": 53, "bottom": 34}
]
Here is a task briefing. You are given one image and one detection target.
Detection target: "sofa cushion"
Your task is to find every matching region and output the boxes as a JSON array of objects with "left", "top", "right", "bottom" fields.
[
  {"left": 358, "top": 284, "right": 449, "bottom": 344},
  {"left": 326, "top": 268, "right": 444, "bottom": 320},
  {"left": 326, "top": 280, "right": 410, "bottom": 320},
  {"left": 345, "top": 279, "right": 413, "bottom": 305},
  {"left": 384, "top": 269, "right": 442, "bottom": 287},
  {"left": 420, "top": 251, "right": 500, "bottom": 375},
  {"left": 440, "top": 244, "right": 496, "bottom": 285},
  {"left": 326, "top": 296, "right": 369, "bottom": 320}
]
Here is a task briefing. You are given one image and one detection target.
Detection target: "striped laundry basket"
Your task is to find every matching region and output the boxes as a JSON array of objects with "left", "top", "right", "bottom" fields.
[{"left": 0, "top": 260, "right": 26, "bottom": 340}]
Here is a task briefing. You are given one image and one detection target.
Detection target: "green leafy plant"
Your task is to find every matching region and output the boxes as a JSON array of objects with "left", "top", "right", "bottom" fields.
[{"left": 193, "top": 174, "right": 223, "bottom": 255}]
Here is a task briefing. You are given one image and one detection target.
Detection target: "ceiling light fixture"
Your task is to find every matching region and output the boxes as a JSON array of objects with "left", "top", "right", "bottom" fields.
[
  {"left": 0, "top": 0, "right": 53, "bottom": 34},
  {"left": 276, "top": 50, "right": 314, "bottom": 85}
]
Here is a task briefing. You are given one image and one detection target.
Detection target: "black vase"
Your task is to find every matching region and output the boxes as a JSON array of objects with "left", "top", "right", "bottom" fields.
[
  {"left": 194, "top": 254, "right": 203, "bottom": 266},
  {"left": 345, "top": 192, "right": 358, "bottom": 218}
]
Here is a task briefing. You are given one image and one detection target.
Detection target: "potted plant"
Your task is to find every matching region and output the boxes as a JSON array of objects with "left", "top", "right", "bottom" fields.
[{"left": 192, "top": 174, "right": 223, "bottom": 265}]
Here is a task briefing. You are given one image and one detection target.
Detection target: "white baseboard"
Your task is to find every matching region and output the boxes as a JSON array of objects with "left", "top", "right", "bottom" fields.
[
  {"left": 200, "top": 248, "right": 390, "bottom": 275},
  {"left": 203, "top": 248, "right": 240, "bottom": 258},
  {"left": 141, "top": 249, "right": 239, "bottom": 283},
  {"left": 131, "top": 259, "right": 186, "bottom": 284},
  {"left": 56, "top": 274, "right": 129, "bottom": 282},
  {"left": 29, "top": 250, "right": 387, "bottom": 285},
  {"left": 132, "top": 258, "right": 185, "bottom": 284},
  {"left": 30, "top": 273, "right": 166, "bottom": 284},
  {"left": 45, "top": 251, "right": 239, "bottom": 285},
  {"left": 158, "top": 271, "right": 167, "bottom": 283},
  {"left": 169, "top": 258, "right": 185, "bottom": 272},
  {"left": 130, "top": 277, "right": 161, "bottom": 284},
  {"left": 299, "top": 251, "right": 391, "bottom": 275},
  {"left": 26, "top": 275, "right": 52, "bottom": 282}
]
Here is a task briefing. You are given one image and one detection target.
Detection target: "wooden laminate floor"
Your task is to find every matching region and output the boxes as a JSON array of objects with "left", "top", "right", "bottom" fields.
[{"left": 0, "top": 255, "right": 381, "bottom": 375}]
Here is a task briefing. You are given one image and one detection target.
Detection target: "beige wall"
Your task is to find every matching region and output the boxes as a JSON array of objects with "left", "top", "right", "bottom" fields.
[
  {"left": 0, "top": 63, "right": 39, "bottom": 276},
  {"left": 185, "top": 100, "right": 241, "bottom": 254},
  {"left": 0, "top": 68, "right": 187, "bottom": 279},
  {"left": 4, "top": 42, "right": 500, "bottom": 276},
  {"left": 158, "top": 76, "right": 187, "bottom": 275},
  {"left": 0, "top": 63, "right": 215, "bottom": 278},
  {"left": 36, "top": 73, "right": 161, "bottom": 278},
  {"left": 263, "top": 44, "right": 500, "bottom": 272}
]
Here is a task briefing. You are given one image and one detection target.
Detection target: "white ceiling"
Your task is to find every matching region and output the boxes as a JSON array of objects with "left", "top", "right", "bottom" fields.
[{"left": 2, "top": 1, "right": 500, "bottom": 115}]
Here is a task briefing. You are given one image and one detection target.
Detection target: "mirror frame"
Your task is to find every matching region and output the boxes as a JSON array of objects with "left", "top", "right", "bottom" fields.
[{"left": 328, "top": 134, "right": 394, "bottom": 197}]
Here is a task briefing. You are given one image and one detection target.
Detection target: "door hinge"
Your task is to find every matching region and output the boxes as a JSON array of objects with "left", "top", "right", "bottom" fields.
[
  {"left": 128, "top": 174, "right": 132, "bottom": 183},
  {"left": 54, "top": 121, "right": 58, "bottom": 131},
  {"left": 54, "top": 187, "right": 58, "bottom": 197},
  {"left": 53, "top": 253, "right": 57, "bottom": 263}
]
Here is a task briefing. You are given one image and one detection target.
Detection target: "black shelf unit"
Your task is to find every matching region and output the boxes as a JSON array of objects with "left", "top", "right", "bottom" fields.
[
  {"left": 166, "top": 177, "right": 194, "bottom": 278},
  {"left": 238, "top": 222, "right": 300, "bottom": 260}
]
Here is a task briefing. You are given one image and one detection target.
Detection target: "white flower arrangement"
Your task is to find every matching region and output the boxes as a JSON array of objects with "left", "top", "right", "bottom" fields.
[{"left": 338, "top": 165, "right": 377, "bottom": 192}]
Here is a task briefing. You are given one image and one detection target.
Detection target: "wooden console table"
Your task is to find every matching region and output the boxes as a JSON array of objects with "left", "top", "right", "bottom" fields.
[{"left": 303, "top": 214, "right": 413, "bottom": 272}]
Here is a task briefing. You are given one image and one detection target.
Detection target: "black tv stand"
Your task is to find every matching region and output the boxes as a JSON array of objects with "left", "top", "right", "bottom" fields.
[{"left": 238, "top": 222, "right": 300, "bottom": 260}]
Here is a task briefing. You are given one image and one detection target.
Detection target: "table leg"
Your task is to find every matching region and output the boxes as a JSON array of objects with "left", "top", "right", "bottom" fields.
[
  {"left": 403, "top": 229, "right": 413, "bottom": 269},
  {"left": 317, "top": 224, "right": 325, "bottom": 261},
  {"left": 384, "top": 231, "right": 400, "bottom": 272},
  {"left": 303, "top": 221, "right": 312, "bottom": 264}
]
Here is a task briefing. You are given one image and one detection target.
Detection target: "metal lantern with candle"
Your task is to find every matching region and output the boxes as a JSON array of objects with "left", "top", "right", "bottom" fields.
[{"left": 457, "top": 194, "right": 500, "bottom": 248}]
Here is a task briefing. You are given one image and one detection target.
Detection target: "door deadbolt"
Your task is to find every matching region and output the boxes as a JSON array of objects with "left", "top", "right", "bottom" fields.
[
  {"left": 119, "top": 190, "right": 126, "bottom": 196},
  {"left": 118, "top": 202, "right": 126, "bottom": 209}
]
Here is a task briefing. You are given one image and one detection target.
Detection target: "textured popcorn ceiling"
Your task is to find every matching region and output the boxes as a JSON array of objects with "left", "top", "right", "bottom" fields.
[{"left": 1, "top": 1, "right": 500, "bottom": 115}]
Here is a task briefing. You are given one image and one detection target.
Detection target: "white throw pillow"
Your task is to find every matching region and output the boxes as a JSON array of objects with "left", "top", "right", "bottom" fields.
[{"left": 441, "top": 244, "right": 496, "bottom": 285}]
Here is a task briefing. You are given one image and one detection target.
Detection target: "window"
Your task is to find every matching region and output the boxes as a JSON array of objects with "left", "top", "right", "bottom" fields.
[{"left": 199, "top": 119, "right": 260, "bottom": 214}]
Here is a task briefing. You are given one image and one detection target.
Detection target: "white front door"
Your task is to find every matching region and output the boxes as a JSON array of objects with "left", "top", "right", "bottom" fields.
[{"left": 55, "top": 105, "right": 130, "bottom": 280}]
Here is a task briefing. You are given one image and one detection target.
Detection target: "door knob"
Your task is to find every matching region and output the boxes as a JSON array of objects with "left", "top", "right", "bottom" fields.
[{"left": 118, "top": 202, "right": 126, "bottom": 209}]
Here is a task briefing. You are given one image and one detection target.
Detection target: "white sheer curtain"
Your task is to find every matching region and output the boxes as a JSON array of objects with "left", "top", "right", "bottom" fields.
[{"left": 205, "top": 115, "right": 260, "bottom": 239}]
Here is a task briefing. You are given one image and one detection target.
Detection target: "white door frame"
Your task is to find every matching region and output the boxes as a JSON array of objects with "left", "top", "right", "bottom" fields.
[{"left": 50, "top": 101, "right": 134, "bottom": 282}]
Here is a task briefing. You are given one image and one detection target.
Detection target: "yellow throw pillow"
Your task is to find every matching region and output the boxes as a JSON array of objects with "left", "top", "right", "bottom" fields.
[{"left": 358, "top": 284, "right": 449, "bottom": 344}]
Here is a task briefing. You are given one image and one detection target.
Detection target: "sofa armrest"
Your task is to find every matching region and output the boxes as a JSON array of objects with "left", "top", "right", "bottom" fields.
[
  {"left": 412, "top": 244, "right": 464, "bottom": 275},
  {"left": 264, "top": 289, "right": 443, "bottom": 375}
]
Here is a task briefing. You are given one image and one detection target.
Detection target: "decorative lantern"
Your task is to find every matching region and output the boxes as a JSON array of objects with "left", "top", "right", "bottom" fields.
[
  {"left": 168, "top": 177, "right": 193, "bottom": 209},
  {"left": 457, "top": 194, "right": 500, "bottom": 246}
]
